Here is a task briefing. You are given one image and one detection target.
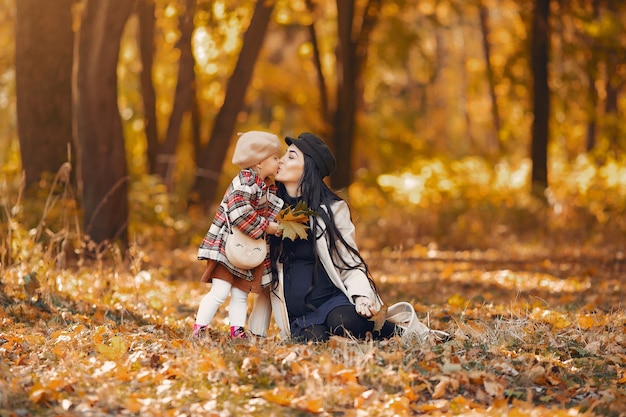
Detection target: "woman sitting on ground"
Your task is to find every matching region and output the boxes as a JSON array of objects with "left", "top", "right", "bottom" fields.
[{"left": 249, "top": 132, "right": 445, "bottom": 343}]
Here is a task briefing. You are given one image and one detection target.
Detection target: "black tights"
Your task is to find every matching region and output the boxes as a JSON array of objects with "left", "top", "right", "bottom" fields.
[{"left": 297, "top": 305, "right": 397, "bottom": 343}]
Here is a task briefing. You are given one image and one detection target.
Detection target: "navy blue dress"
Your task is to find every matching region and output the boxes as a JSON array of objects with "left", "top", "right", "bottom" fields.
[{"left": 279, "top": 198, "right": 352, "bottom": 337}]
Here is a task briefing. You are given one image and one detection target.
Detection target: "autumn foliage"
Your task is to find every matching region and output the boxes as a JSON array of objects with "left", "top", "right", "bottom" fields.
[
  {"left": 2, "top": 0, "right": 626, "bottom": 414},
  {"left": 1, "top": 158, "right": 625, "bottom": 417}
]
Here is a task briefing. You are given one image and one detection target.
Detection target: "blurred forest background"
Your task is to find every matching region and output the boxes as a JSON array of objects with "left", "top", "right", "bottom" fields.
[
  {"left": 1, "top": 0, "right": 625, "bottom": 265},
  {"left": 1, "top": 2, "right": 626, "bottom": 415}
]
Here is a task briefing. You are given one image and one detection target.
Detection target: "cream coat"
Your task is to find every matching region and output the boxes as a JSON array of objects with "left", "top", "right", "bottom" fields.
[{"left": 248, "top": 200, "right": 383, "bottom": 338}]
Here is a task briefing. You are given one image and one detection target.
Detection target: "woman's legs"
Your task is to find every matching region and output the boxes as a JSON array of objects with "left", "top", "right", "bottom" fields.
[
  {"left": 327, "top": 306, "right": 397, "bottom": 340},
  {"left": 296, "top": 306, "right": 399, "bottom": 343},
  {"left": 297, "top": 324, "right": 330, "bottom": 343},
  {"left": 195, "top": 278, "right": 232, "bottom": 326}
]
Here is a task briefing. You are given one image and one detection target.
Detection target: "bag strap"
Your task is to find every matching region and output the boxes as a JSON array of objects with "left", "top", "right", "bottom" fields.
[
  {"left": 224, "top": 206, "right": 233, "bottom": 234},
  {"left": 223, "top": 184, "right": 268, "bottom": 237}
]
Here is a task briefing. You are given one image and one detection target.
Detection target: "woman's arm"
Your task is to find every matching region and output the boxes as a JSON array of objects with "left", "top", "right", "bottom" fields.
[{"left": 328, "top": 201, "right": 380, "bottom": 311}]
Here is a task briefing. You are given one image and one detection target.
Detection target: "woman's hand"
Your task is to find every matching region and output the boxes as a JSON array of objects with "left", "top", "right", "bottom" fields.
[{"left": 354, "top": 296, "right": 376, "bottom": 318}]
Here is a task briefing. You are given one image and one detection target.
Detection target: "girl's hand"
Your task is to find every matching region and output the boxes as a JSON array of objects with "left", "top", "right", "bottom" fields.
[
  {"left": 354, "top": 296, "right": 376, "bottom": 318},
  {"left": 267, "top": 221, "right": 282, "bottom": 237}
]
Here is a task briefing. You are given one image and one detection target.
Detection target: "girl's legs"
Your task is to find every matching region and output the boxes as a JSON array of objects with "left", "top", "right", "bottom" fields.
[
  {"left": 327, "top": 306, "right": 397, "bottom": 340},
  {"left": 228, "top": 286, "right": 249, "bottom": 328},
  {"left": 195, "top": 278, "right": 232, "bottom": 327}
]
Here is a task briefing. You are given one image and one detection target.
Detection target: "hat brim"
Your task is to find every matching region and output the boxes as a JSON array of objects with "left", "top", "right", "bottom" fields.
[{"left": 283, "top": 134, "right": 335, "bottom": 178}]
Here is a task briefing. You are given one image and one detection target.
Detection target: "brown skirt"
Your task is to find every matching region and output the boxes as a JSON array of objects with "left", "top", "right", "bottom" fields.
[{"left": 200, "top": 259, "right": 263, "bottom": 294}]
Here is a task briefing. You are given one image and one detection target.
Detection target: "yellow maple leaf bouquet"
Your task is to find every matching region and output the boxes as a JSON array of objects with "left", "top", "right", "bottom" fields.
[{"left": 276, "top": 201, "right": 317, "bottom": 240}]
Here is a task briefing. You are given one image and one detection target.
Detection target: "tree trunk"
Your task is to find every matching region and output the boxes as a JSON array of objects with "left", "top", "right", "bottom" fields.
[
  {"left": 458, "top": 16, "right": 474, "bottom": 154},
  {"left": 585, "top": 75, "right": 598, "bottom": 153},
  {"left": 137, "top": 0, "right": 159, "bottom": 175},
  {"left": 15, "top": 0, "right": 75, "bottom": 190},
  {"left": 604, "top": 52, "right": 621, "bottom": 156},
  {"left": 603, "top": 0, "right": 626, "bottom": 156},
  {"left": 189, "top": 0, "right": 274, "bottom": 210},
  {"left": 331, "top": 0, "right": 381, "bottom": 191},
  {"left": 530, "top": 0, "right": 550, "bottom": 199},
  {"left": 74, "top": 0, "right": 136, "bottom": 247},
  {"left": 305, "top": 0, "right": 330, "bottom": 123},
  {"left": 478, "top": 1, "right": 501, "bottom": 156},
  {"left": 584, "top": 0, "right": 601, "bottom": 153},
  {"left": 156, "top": 0, "right": 197, "bottom": 188},
  {"left": 332, "top": 1, "right": 357, "bottom": 191}
]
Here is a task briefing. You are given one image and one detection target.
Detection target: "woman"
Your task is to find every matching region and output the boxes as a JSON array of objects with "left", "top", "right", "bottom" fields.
[{"left": 249, "top": 132, "right": 444, "bottom": 342}]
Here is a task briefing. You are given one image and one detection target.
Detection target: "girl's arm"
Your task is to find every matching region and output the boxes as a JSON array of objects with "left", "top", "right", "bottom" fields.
[{"left": 227, "top": 170, "right": 268, "bottom": 238}]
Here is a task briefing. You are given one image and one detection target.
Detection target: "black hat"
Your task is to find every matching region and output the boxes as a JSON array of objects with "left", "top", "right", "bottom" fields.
[{"left": 285, "top": 132, "right": 336, "bottom": 178}]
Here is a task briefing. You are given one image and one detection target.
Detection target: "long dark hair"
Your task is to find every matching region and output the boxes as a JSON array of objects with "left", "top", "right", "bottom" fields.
[{"left": 269, "top": 154, "right": 379, "bottom": 298}]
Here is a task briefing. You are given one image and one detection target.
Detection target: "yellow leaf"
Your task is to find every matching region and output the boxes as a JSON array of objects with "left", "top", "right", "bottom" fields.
[
  {"left": 277, "top": 201, "right": 316, "bottom": 223},
  {"left": 369, "top": 304, "right": 389, "bottom": 332},
  {"left": 197, "top": 352, "right": 226, "bottom": 372},
  {"left": 318, "top": 354, "right": 343, "bottom": 375},
  {"left": 577, "top": 315, "right": 595, "bottom": 329},
  {"left": 294, "top": 396, "right": 324, "bottom": 413},
  {"left": 291, "top": 361, "right": 306, "bottom": 375},
  {"left": 447, "top": 294, "right": 467, "bottom": 308},
  {"left": 404, "top": 385, "right": 419, "bottom": 401},
  {"left": 29, "top": 384, "right": 47, "bottom": 404},
  {"left": 531, "top": 309, "right": 571, "bottom": 329},
  {"left": 276, "top": 202, "right": 316, "bottom": 241},
  {"left": 262, "top": 387, "right": 294, "bottom": 406},
  {"left": 52, "top": 343, "right": 67, "bottom": 359},
  {"left": 148, "top": 294, "right": 164, "bottom": 311},
  {"left": 385, "top": 395, "right": 410, "bottom": 414},
  {"left": 347, "top": 384, "right": 368, "bottom": 397},
  {"left": 277, "top": 209, "right": 307, "bottom": 223},
  {"left": 124, "top": 395, "right": 143, "bottom": 413},
  {"left": 354, "top": 389, "right": 377, "bottom": 409},
  {"left": 417, "top": 399, "right": 449, "bottom": 412},
  {"left": 45, "top": 378, "right": 66, "bottom": 390},
  {"left": 336, "top": 369, "right": 359, "bottom": 385},
  {"left": 279, "top": 221, "right": 309, "bottom": 241},
  {"left": 115, "top": 366, "right": 132, "bottom": 382},
  {"left": 96, "top": 336, "right": 127, "bottom": 360}
]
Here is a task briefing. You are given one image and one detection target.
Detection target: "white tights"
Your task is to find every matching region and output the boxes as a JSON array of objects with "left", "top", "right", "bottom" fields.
[{"left": 195, "top": 278, "right": 248, "bottom": 328}]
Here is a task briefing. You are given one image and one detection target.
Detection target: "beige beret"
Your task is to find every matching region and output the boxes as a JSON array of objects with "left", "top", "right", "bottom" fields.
[{"left": 231, "top": 131, "right": 281, "bottom": 169}]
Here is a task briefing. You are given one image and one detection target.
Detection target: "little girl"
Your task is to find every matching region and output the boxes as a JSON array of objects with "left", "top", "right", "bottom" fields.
[{"left": 194, "top": 130, "right": 284, "bottom": 339}]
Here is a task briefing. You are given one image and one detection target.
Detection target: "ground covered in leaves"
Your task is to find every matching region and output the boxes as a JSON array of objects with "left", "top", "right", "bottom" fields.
[{"left": 1, "top": 241, "right": 625, "bottom": 417}]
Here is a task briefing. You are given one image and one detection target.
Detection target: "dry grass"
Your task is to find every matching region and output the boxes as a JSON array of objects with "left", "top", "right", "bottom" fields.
[{"left": 1, "top": 167, "right": 625, "bottom": 416}]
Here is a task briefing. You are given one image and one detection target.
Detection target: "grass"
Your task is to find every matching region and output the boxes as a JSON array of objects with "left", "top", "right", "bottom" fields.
[{"left": 1, "top": 163, "right": 625, "bottom": 416}]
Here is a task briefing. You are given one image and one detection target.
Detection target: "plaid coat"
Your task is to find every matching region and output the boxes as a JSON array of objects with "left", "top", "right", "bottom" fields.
[{"left": 198, "top": 169, "right": 284, "bottom": 282}]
